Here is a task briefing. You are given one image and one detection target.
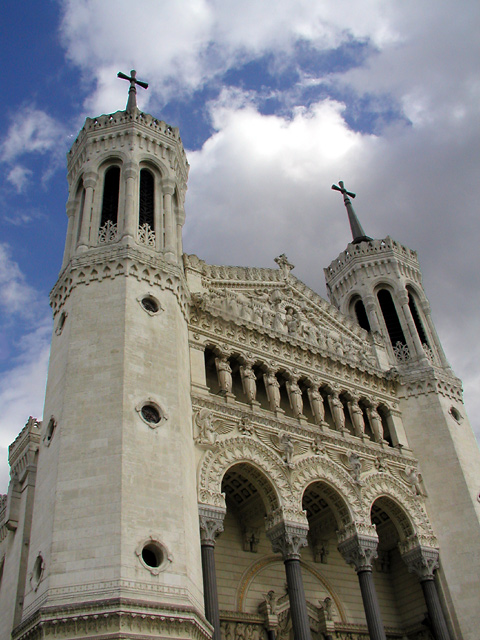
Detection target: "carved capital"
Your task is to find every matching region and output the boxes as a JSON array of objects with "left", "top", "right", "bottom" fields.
[
  {"left": 337, "top": 524, "right": 379, "bottom": 572},
  {"left": 266, "top": 515, "right": 309, "bottom": 560},
  {"left": 198, "top": 505, "right": 225, "bottom": 546},
  {"left": 399, "top": 537, "right": 440, "bottom": 581}
]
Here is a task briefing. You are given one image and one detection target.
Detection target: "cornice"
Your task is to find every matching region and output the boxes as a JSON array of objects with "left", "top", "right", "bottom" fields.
[{"left": 50, "top": 244, "right": 190, "bottom": 320}]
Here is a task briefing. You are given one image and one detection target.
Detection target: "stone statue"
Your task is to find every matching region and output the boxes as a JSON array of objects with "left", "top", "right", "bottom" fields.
[
  {"left": 329, "top": 391, "right": 347, "bottom": 433},
  {"left": 347, "top": 452, "right": 362, "bottom": 484},
  {"left": 308, "top": 386, "right": 325, "bottom": 425},
  {"left": 319, "top": 596, "right": 333, "bottom": 621},
  {"left": 285, "top": 307, "right": 298, "bottom": 335},
  {"left": 280, "top": 433, "right": 294, "bottom": 466},
  {"left": 264, "top": 371, "right": 281, "bottom": 411},
  {"left": 215, "top": 355, "right": 232, "bottom": 394},
  {"left": 240, "top": 364, "right": 257, "bottom": 403},
  {"left": 368, "top": 406, "right": 385, "bottom": 442},
  {"left": 263, "top": 590, "right": 278, "bottom": 615},
  {"left": 195, "top": 408, "right": 216, "bottom": 445},
  {"left": 287, "top": 379, "right": 303, "bottom": 418},
  {"left": 349, "top": 399, "right": 366, "bottom": 437},
  {"left": 405, "top": 466, "right": 424, "bottom": 495}
]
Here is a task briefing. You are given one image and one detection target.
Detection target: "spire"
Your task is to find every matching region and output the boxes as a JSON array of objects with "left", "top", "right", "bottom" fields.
[
  {"left": 332, "top": 180, "right": 372, "bottom": 244},
  {"left": 117, "top": 69, "right": 149, "bottom": 113}
]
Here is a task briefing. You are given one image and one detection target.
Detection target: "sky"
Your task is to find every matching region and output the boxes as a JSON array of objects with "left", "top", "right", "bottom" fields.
[{"left": 0, "top": 0, "right": 479, "bottom": 492}]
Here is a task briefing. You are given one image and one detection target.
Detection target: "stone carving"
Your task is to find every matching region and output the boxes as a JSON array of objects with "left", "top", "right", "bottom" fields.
[
  {"left": 242, "top": 526, "right": 260, "bottom": 552},
  {"left": 348, "top": 398, "right": 366, "bottom": 437},
  {"left": 274, "top": 253, "right": 294, "bottom": 278},
  {"left": 137, "top": 222, "right": 156, "bottom": 247},
  {"left": 266, "top": 520, "right": 309, "bottom": 560},
  {"left": 264, "top": 371, "right": 282, "bottom": 411},
  {"left": 311, "top": 436, "right": 326, "bottom": 456},
  {"left": 346, "top": 452, "right": 363, "bottom": 485},
  {"left": 329, "top": 391, "right": 348, "bottom": 434},
  {"left": 215, "top": 355, "right": 233, "bottom": 394},
  {"left": 199, "top": 505, "right": 225, "bottom": 545},
  {"left": 286, "top": 379, "right": 304, "bottom": 418},
  {"left": 194, "top": 408, "right": 217, "bottom": 445},
  {"left": 307, "top": 386, "right": 326, "bottom": 425},
  {"left": 404, "top": 466, "right": 425, "bottom": 496},
  {"left": 318, "top": 596, "right": 333, "bottom": 621},
  {"left": 240, "top": 363, "right": 257, "bottom": 402},
  {"left": 401, "top": 544, "right": 440, "bottom": 580},
  {"left": 238, "top": 416, "right": 255, "bottom": 436},
  {"left": 312, "top": 538, "right": 330, "bottom": 564},
  {"left": 337, "top": 530, "right": 379, "bottom": 572},
  {"left": 367, "top": 406, "right": 386, "bottom": 443},
  {"left": 263, "top": 589, "right": 279, "bottom": 615},
  {"left": 256, "top": 431, "right": 310, "bottom": 468}
]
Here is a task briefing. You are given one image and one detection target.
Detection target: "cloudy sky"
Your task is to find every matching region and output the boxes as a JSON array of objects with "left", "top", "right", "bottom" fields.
[{"left": 1, "top": 0, "right": 479, "bottom": 491}]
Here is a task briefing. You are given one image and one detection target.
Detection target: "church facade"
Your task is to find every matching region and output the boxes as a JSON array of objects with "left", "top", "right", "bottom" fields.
[{"left": 0, "top": 77, "right": 479, "bottom": 640}]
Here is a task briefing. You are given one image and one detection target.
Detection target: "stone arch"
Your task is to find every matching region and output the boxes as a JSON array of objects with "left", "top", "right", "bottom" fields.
[
  {"left": 234, "top": 554, "right": 348, "bottom": 622},
  {"left": 362, "top": 473, "right": 435, "bottom": 539},
  {"left": 138, "top": 154, "right": 169, "bottom": 178},
  {"left": 370, "top": 494, "right": 415, "bottom": 543},
  {"left": 198, "top": 437, "right": 290, "bottom": 513},
  {"left": 292, "top": 456, "right": 362, "bottom": 526}
]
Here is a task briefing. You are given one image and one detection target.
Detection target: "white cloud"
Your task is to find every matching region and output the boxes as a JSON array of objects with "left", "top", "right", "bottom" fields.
[
  {"left": 0, "top": 244, "right": 42, "bottom": 319},
  {"left": 6, "top": 165, "right": 33, "bottom": 193},
  {"left": 0, "top": 323, "right": 51, "bottom": 494},
  {"left": 1, "top": 108, "right": 67, "bottom": 163}
]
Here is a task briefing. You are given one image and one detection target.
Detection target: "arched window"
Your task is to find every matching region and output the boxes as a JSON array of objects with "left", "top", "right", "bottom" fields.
[
  {"left": 76, "top": 187, "right": 86, "bottom": 243},
  {"left": 100, "top": 166, "right": 120, "bottom": 227},
  {"left": 139, "top": 169, "right": 154, "bottom": 230},
  {"left": 377, "top": 289, "right": 407, "bottom": 348},
  {"left": 354, "top": 299, "right": 371, "bottom": 332},
  {"left": 408, "top": 292, "right": 429, "bottom": 347}
]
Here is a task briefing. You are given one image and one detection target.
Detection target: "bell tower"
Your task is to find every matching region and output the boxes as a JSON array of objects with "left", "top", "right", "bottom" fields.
[
  {"left": 16, "top": 73, "right": 209, "bottom": 640},
  {"left": 325, "top": 182, "right": 480, "bottom": 638}
]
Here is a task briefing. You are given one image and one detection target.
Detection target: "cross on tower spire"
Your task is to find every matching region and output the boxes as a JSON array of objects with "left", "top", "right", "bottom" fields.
[
  {"left": 117, "top": 69, "right": 149, "bottom": 114},
  {"left": 331, "top": 180, "right": 372, "bottom": 244}
]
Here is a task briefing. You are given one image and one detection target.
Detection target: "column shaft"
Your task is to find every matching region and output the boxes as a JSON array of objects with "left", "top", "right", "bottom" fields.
[
  {"left": 357, "top": 570, "right": 387, "bottom": 640},
  {"left": 78, "top": 184, "right": 94, "bottom": 249},
  {"left": 284, "top": 558, "right": 312, "bottom": 640},
  {"left": 421, "top": 579, "right": 451, "bottom": 640},
  {"left": 163, "top": 191, "right": 175, "bottom": 258},
  {"left": 266, "top": 631, "right": 276, "bottom": 640},
  {"left": 201, "top": 543, "right": 221, "bottom": 640}
]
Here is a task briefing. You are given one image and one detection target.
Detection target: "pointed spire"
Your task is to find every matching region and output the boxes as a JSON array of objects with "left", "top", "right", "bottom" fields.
[
  {"left": 332, "top": 181, "right": 372, "bottom": 244},
  {"left": 117, "top": 69, "right": 149, "bottom": 114}
]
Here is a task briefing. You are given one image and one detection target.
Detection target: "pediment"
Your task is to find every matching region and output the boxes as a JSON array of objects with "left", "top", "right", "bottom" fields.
[{"left": 185, "top": 255, "right": 377, "bottom": 368}]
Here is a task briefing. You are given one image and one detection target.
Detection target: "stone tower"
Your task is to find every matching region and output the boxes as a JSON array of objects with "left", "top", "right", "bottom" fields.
[
  {"left": 325, "top": 184, "right": 480, "bottom": 639},
  {"left": 7, "top": 75, "right": 209, "bottom": 639}
]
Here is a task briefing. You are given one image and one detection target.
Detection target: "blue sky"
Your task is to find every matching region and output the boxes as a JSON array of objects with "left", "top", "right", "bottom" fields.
[{"left": 1, "top": 0, "right": 479, "bottom": 490}]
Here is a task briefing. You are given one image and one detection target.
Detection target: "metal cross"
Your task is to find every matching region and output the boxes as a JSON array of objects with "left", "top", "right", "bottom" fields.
[
  {"left": 331, "top": 180, "right": 356, "bottom": 201},
  {"left": 117, "top": 69, "right": 149, "bottom": 113}
]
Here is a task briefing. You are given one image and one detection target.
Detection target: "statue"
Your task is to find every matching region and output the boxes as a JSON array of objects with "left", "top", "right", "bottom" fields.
[
  {"left": 368, "top": 406, "right": 385, "bottom": 442},
  {"left": 264, "top": 371, "right": 281, "bottom": 411},
  {"left": 280, "top": 433, "right": 294, "bottom": 466},
  {"left": 329, "top": 391, "right": 347, "bottom": 433},
  {"left": 240, "top": 364, "right": 257, "bottom": 403},
  {"left": 263, "top": 590, "right": 278, "bottom": 615},
  {"left": 308, "top": 386, "right": 325, "bottom": 425},
  {"left": 215, "top": 355, "right": 232, "bottom": 394},
  {"left": 348, "top": 399, "right": 366, "bottom": 437},
  {"left": 319, "top": 596, "right": 333, "bottom": 621},
  {"left": 287, "top": 379, "right": 303, "bottom": 417},
  {"left": 405, "top": 466, "right": 424, "bottom": 495},
  {"left": 195, "top": 408, "right": 216, "bottom": 445},
  {"left": 347, "top": 452, "right": 363, "bottom": 484},
  {"left": 285, "top": 307, "right": 298, "bottom": 335}
]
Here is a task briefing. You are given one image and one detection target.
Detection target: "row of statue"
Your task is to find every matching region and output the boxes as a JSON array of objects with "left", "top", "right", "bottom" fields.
[{"left": 213, "top": 354, "right": 388, "bottom": 443}]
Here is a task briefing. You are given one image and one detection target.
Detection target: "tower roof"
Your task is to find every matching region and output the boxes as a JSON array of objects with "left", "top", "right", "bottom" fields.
[{"left": 332, "top": 181, "right": 372, "bottom": 244}]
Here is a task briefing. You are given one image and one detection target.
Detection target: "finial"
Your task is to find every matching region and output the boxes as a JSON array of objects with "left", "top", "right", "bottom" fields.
[
  {"left": 331, "top": 180, "right": 372, "bottom": 244},
  {"left": 274, "top": 254, "right": 294, "bottom": 279},
  {"left": 117, "top": 69, "right": 149, "bottom": 114}
]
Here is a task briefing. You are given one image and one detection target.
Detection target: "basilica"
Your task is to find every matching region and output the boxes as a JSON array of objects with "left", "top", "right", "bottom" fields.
[{"left": 0, "top": 73, "right": 479, "bottom": 640}]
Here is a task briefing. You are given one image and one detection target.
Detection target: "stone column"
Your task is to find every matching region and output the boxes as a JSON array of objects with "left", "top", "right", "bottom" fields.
[
  {"left": 363, "top": 294, "right": 383, "bottom": 334},
  {"left": 266, "top": 517, "right": 312, "bottom": 640},
  {"left": 420, "top": 299, "right": 450, "bottom": 367},
  {"left": 77, "top": 171, "right": 97, "bottom": 251},
  {"left": 337, "top": 527, "right": 387, "bottom": 640},
  {"left": 397, "top": 292, "right": 426, "bottom": 359},
  {"left": 199, "top": 506, "right": 226, "bottom": 640},
  {"left": 62, "top": 199, "right": 77, "bottom": 267},
  {"left": 162, "top": 179, "right": 176, "bottom": 261},
  {"left": 122, "top": 161, "right": 138, "bottom": 240},
  {"left": 401, "top": 543, "right": 452, "bottom": 640}
]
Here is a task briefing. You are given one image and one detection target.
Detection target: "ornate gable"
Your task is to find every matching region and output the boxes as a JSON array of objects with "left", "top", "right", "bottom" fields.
[{"left": 184, "top": 254, "right": 378, "bottom": 371}]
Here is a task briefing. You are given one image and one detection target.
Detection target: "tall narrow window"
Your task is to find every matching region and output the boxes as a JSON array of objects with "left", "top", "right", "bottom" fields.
[
  {"left": 354, "top": 299, "right": 371, "bottom": 332},
  {"left": 99, "top": 167, "right": 120, "bottom": 243},
  {"left": 138, "top": 169, "right": 155, "bottom": 246},
  {"left": 378, "top": 289, "right": 407, "bottom": 352},
  {"left": 76, "top": 187, "right": 86, "bottom": 243},
  {"left": 408, "top": 292, "right": 429, "bottom": 347}
]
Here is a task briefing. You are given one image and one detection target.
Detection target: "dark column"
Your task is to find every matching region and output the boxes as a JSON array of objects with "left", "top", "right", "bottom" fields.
[
  {"left": 199, "top": 506, "right": 225, "bottom": 640},
  {"left": 338, "top": 529, "right": 387, "bottom": 640},
  {"left": 266, "top": 631, "right": 276, "bottom": 640},
  {"left": 401, "top": 543, "right": 452, "bottom": 640},
  {"left": 266, "top": 517, "right": 312, "bottom": 640}
]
